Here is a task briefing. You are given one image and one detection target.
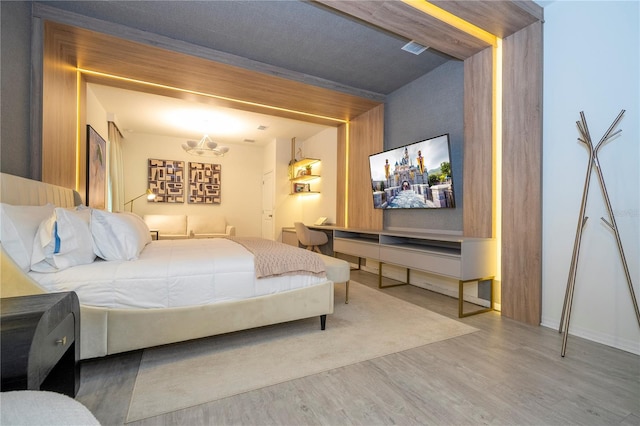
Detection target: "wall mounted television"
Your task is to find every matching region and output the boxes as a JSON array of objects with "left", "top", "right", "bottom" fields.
[{"left": 368, "top": 133, "right": 455, "bottom": 209}]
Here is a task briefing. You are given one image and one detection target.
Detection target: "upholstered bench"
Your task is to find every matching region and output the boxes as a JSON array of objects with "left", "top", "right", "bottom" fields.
[{"left": 318, "top": 254, "right": 351, "bottom": 304}]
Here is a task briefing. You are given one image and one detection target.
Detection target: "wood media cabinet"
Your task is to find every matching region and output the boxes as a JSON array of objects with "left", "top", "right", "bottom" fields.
[{"left": 332, "top": 229, "right": 496, "bottom": 317}]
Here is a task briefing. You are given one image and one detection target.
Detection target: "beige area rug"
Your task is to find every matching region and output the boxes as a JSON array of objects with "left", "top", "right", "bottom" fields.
[{"left": 127, "top": 281, "right": 478, "bottom": 422}]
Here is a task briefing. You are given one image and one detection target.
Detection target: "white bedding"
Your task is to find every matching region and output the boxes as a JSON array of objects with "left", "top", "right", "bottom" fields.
[{"left": 29, "top": 238, "right": 326, "bottom": 309}]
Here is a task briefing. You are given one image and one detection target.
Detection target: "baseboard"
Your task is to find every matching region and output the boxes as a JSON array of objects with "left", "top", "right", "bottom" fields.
[{"left": 541, "top": 318, "right": 640, "bottom": 355}]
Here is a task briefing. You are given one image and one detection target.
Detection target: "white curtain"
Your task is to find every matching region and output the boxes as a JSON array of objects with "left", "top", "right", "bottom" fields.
[{"left": 108, "top": 121, "right": 125, "bottom": 212}]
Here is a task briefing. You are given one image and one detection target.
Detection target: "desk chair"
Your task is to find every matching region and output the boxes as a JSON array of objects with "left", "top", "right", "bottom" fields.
[{"left": 294, "top": 222, "right": 328, "bottom": 254}]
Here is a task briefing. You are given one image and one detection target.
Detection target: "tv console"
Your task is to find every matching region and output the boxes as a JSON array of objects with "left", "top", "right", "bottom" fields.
[{"left": 332, "top": 229, "right": 496, "bottom": 317}]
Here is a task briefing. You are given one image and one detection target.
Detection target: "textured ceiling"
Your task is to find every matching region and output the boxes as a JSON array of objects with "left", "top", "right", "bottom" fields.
[
  {"left": 39, "top": 1, "right": 456, "bottom": 142},
  {"left": 40, "top": 1, "right": 453, "bottom": 96}
]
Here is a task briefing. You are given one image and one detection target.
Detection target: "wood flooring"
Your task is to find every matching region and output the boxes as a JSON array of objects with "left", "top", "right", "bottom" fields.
[{"left": 76, "top": 271, "right": 640, "bottom": 425}]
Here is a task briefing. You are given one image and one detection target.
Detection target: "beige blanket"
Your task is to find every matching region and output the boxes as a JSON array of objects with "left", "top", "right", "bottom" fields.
[{"left": 228, "top": 237, "right": 326, "bottom": 279}]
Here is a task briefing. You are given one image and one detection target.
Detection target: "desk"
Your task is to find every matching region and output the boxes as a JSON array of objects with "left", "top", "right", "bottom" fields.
[{"left": 1, "top": 292, "right": 80, "bottom": 397}]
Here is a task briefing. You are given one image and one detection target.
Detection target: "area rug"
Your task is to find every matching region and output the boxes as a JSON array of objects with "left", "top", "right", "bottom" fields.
[{"left": 127, "top": 281, "right": 478, "bottom": 422}]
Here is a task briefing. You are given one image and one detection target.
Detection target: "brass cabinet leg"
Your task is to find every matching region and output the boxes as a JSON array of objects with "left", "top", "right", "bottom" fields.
[
  {"left": 378, "top": 262, "right": 410, "bottom": 289},
  {"left": 459, "top": 277, "right": 494, "bottom": 318}
]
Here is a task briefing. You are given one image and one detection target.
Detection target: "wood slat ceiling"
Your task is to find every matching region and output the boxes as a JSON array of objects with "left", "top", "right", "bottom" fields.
[
  {"left": 46, "top": 0, "right": 542, "bottom": 127},
  {"left": 315, "top": 0, "right": 492, "bottom": 60},
  {"left": 48, "top": 21, "right": 381, "bottom": 127},
  {"left": 316, "top": 1, "right": 543, "bottom": 57},
  {"left": 430, "top": 0, "right": 543, "bottom": 39}
]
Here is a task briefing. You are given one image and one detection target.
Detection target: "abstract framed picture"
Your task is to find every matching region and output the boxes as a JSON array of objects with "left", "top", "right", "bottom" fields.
[
  {"left": 148, "top": 159, "right": 185, "bottom": 203},
  {"left": 86, "top": 125, "right": 107, "bottom": 209},
  {"left": 189, "top": 162, "right": 221, "bottom": 204}
]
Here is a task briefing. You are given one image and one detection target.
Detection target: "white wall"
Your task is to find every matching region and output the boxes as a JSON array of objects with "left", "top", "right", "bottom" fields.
[
  {"left": 121, "top": 133, "right": 265, "bottom": 237},
  {"left": 117, "top": 129, "right": 339, "bottom": 241},
  {"left": 541, "top": 0, "right": 639, "bottom": 354},
  {"left": 299, "top": 127, "right": 338, "bottom": 225},
  {"left": 86, "top": 86, "right": 109, "bottom": 138},
  {"left": 269, "top": 131, "right": 339, "bottom": 241}
]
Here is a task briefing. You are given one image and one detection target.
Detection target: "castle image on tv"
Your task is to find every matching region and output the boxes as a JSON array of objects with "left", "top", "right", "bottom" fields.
[{"left": 368, "top": 134, "right": 455, "bottom": 209}]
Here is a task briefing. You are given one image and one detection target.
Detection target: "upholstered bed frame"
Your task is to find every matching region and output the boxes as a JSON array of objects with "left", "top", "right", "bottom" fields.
[{"left": 0, "top": 173, "right": 334, "bottom": 359}]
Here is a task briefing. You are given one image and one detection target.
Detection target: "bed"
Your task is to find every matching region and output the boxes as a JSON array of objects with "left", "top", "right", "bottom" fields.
[{"left": 0, "top": 173, "right": 334, "bottom": 359}]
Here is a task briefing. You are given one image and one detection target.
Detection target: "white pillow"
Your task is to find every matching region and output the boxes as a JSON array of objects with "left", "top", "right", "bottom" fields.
[
  {"left": 31, "top": 207, "right": 96, "bottom": 272},
  {"left": 0, "top": 203, "right": 55, "bottom": 271},
  {"left": 91, "top": 210, "right": 151, "bottom": 261}
]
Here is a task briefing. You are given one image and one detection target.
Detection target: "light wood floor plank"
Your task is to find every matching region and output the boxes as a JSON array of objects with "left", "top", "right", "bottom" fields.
[
  {"left": 76, "top": 351, "right": 142, "bottom": 425},
  {"left": 77, "top": 270, "right": 640, "bottom": 425}
]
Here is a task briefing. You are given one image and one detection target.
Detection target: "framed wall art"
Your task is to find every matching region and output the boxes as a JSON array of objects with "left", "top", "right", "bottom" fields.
[
  {"left": 189, "top": 162, "right": 221, "bottom": 204},
  {"left": 148, "top": 158, "right": 185, "bottom": 203},
  {"left": 86, "top": 125, "right": 107, "bottom": 209}
]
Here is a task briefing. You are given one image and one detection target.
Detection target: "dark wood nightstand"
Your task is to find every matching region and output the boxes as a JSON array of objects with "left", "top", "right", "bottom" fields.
[{"left": 1, "top": 292, "right": 80, "bottom": 397}]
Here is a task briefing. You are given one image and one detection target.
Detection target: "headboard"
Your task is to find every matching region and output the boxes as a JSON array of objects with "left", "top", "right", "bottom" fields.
[
  {"left": 0, "top": 172, "right": 82, "bottom": 298},
  {"left": 0, "top": 172, "right": 81, "bottom": 207}
]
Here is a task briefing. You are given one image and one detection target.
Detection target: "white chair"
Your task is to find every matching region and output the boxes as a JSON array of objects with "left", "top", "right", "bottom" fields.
[{"left": 294, "top": 222, "right": 328, "bottom": 254}]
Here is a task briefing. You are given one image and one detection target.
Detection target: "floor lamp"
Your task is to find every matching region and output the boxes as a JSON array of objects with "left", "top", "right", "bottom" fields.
[{"left": 124, "top": 189, "right": 156, "bottom": 212}]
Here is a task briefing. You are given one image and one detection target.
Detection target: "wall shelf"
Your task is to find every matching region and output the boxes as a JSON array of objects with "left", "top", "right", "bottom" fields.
[
  {"left": 290, "top": 174, "right": 320, "bottom": 183},
  {"left": 290, "top": 191, "right": 321, "bottom": 195},
  {"left": 291, "top": 158, "right": 320, "bottom": 169},
  {"left": 290, "top": 158, "right": 321, "bottom": 194}
]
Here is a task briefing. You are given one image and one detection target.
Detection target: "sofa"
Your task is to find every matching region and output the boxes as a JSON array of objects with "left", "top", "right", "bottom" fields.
[{"left": 143, "top": 214, "right": 235, "bottom": 239}]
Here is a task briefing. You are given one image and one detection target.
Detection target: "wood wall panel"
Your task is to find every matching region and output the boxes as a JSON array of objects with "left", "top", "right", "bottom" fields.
[
  {"left": 41, "top": 20, "right": 382, "bottom": 193},
  {"left": 42, "top": 21, "right": 78, "bottom": 189},
  {"left": 431, "top": 0, "right": 542, "bottom": 39},
  {"left": 316, "top": 1, "right": 491, "bottom": 60},
  {"left": 501, "top": 22, "right": 543, "bottom": 325},
  {"left": 49, "top": 21, "right": 380, "bottom": 126},
  {"left": 346, "top": 105, "right": 384, "bottom": 230},
  {"left": 463, "top": 47, "right": 493, "bottom": 238}
]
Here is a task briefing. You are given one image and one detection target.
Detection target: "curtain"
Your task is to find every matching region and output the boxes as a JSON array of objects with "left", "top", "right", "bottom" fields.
[{"left": 108, "top": 121, "right": 125, "bottom": 212}]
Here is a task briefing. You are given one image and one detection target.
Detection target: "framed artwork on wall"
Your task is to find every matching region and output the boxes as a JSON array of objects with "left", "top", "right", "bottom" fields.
[
  {"left": 148, "top": 158, "right": 185, "bottom": 203},
  {"left": 86, "top": 125, "right": 107, "bottom": 209},
  {"left": 189, "top": 162, "right": 221, "bottom": 204}
]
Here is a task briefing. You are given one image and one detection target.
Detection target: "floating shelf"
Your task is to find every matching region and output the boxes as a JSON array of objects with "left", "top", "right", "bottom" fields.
[
  {"left": 290, "top": 174, "right": 320, "bottom": 183},
  {"left": 290, "top": 191, "right": 320, "bottom": 195},
  {"left": 291, "top": 158, "right": 320, "bottom": 169},
  {"left": 290, "top": 158, "right": 321, "bottom": 194}
]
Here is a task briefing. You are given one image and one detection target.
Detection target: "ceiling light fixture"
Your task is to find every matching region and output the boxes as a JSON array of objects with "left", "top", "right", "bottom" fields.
[{"left": 181, "top": 134, "right": 230, "bottom": 157}]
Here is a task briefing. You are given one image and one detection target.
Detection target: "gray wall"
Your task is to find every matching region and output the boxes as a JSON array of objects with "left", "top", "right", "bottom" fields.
[
  {"left": 383, "top": 60, "right": 464, "bottom": 232},
  {"left": 1, "top": 1, "right": 33, "bottom": 178}
]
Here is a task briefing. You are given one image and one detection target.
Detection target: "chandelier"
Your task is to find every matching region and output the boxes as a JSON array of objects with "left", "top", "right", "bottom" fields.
[{"left": 181, "top": 134, "right": 230, "bottom": 157}]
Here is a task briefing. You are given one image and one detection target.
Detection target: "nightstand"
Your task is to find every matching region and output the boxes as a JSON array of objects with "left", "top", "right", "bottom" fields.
[{"left": 1, "top": 292, "right": 80, "bottom": 397}]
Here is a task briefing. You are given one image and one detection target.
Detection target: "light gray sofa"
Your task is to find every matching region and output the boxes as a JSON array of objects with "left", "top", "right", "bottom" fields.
[{"left": 143, "top": 214, "right": 235, "bottom": 239}]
